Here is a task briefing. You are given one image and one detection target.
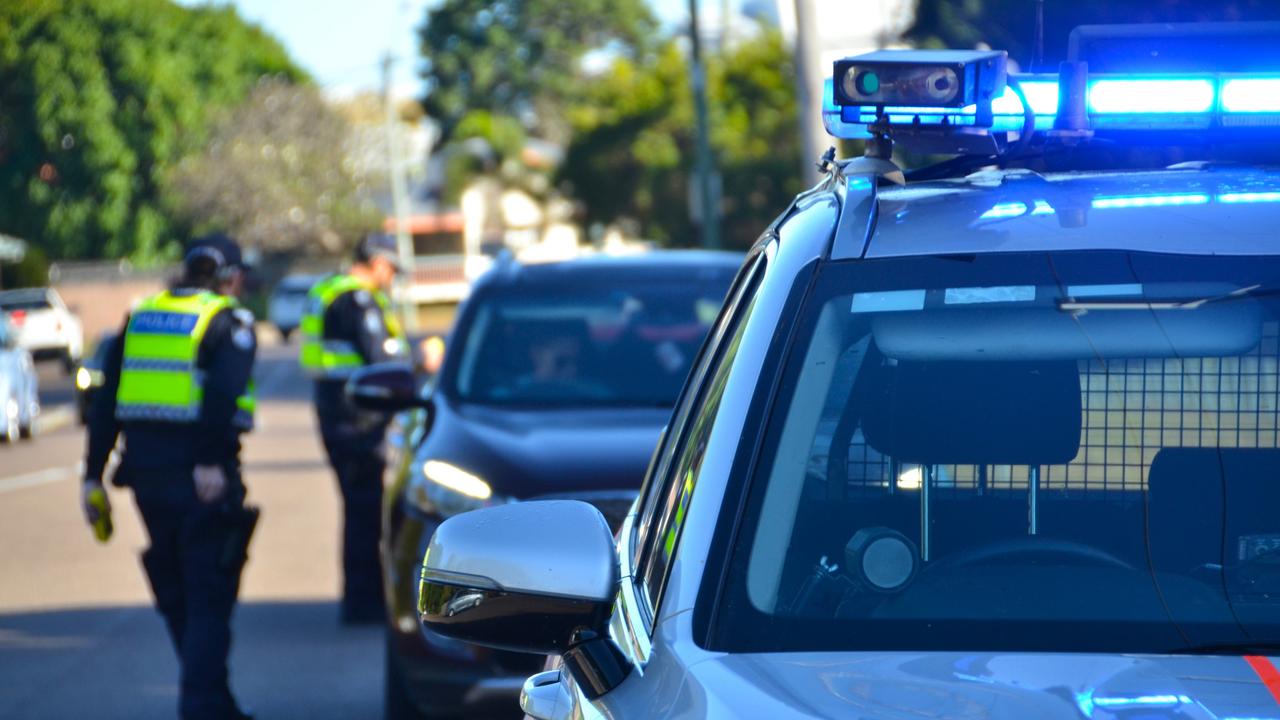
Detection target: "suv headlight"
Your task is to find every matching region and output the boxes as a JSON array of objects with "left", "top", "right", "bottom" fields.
[{"left": 405, "top": 459, "right": 510, "bottom": 518}]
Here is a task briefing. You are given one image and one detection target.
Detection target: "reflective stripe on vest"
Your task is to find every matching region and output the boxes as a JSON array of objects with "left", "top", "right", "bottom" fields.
[
  {"left": 116, "top": 291, "right": 232, "bottom": 423},
  {"left": 234, "top": 379, "right": 256, "bottom": 431},
  {"left": 299, "top": 273, "right": 404, "bottom": 379}
]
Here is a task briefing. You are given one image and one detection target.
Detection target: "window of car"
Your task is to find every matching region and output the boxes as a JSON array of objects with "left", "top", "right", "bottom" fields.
[
  {"left": 632, "top": 253, "right": 766, "bottom": 618},
  {"left": 712, "top": 251, "right": 1280, "bottom": 655},
  {"left": 0, "top": 290, "right": 53, "bottom": 312},
  {"left": 446, "top": 273, "right": 733, "bottom": 409}
]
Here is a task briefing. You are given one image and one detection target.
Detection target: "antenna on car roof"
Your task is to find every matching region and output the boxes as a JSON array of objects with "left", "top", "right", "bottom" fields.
[{"left": 1032, "top": 0, "right": 1045, "bottom": 73}]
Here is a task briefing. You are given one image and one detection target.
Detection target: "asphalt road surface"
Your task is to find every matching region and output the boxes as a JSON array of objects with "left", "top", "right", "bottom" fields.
[{"left": 0, "top": 336, "right": 383, "bottom": 719}]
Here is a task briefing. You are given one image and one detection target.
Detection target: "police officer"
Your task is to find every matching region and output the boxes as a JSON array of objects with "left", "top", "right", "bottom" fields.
[
  {"left": 300, "top": 234, "right": 407, "bottom": 624},
  {"left": 82, "top": 233, "right": 257, "bottom": 720}
]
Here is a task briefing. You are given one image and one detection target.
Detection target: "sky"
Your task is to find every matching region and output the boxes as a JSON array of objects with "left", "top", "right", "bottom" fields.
[
  {"left": 178, "top": 0, "right": 911, "bottom": 99},
  {"left": 180, "top": 0, "right": 689, "bottom": 99}
]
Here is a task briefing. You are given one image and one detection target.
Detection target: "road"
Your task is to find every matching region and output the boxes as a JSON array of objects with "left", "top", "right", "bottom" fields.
[{"left": 0, "top": 338, "right": 383, "bottom": 719}]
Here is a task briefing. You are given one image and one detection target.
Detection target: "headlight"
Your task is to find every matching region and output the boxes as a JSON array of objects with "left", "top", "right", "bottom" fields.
[
  {"left": 76, "top": 367, "right": 92, "bottom": 390},
  {"left": 406, "top": 459, "right": 508, "bottom": 518}
]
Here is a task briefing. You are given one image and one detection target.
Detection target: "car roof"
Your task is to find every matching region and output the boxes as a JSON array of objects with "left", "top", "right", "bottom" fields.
[
  {"left": 855, "top": 166, "right": 1280, "bottom": 260},
  {"left": 481, "top": 249, "right": 744, "bottom": 290},
  {"left": 0, "top": 287, "right": 52, "bottom": 302}
]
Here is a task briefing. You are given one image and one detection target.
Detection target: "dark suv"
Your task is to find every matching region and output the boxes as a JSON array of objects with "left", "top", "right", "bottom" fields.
[{"left": 355, "top": 251, "right": 739, "bottom": 718}]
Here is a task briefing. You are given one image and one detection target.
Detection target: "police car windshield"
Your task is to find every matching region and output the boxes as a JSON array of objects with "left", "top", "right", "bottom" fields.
[
  {"left": 450, "top": 281, "right": 725, "bottom": 408},
  {"left": 715, "top": 250, "right": 1280, "bottom": 655}
]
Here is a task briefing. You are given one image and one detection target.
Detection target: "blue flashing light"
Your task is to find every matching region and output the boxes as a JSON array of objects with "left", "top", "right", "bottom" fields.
[
  {"left": 1219, "top": 191, "right": 1280, "bottom": 203},
  {"left": 1088, "top": 78, "right": 1214, "bottom": 114},
  {"left": 824, "top": 50, "right": 1280, "bottom": 144},
  {"left": 1221, "top": 78, "right": 1280, "bottom": 113},
  {"left": 1092, "top": 193, "right": 1209, "bottom": 209},
  {"left": 991, "top": 80, "right": 1059, "bottom": 116}
]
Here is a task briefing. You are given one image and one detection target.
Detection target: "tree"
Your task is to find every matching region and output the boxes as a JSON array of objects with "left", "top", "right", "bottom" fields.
[
  {"left": 0, "top": 0, "right": 304, "bottom": 264},
  {"left": 558, "top": 28, "right": 805, "bottom": 250},
  {"left": 418, "top": 0, "right": 658, "bottom": 144},
  {"left": 167, "top": 80, "right": 382, "bottom": 256},
  {"left": 906, "top": 0, "right": 1280, "bottom": 68}
]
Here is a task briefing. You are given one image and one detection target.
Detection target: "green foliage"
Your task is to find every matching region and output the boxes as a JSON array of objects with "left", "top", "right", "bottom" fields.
[
  {"left": 906, "top": 0, "right": 1280, "bottom": 68},
  {"left": 419, "top": 0, "right": 657, "bottom": 143},
  {"left": 0, "top": 245, "right": 50, "bottom": 289},
  {"left": 167, "top": 79, "right": 381, "bottom": 257},
  {"left": 0, "top": 0, "right": 305, "bottom": 264},
  {"left": 559, "top": 29, "right": 804, "bottom": 250}
]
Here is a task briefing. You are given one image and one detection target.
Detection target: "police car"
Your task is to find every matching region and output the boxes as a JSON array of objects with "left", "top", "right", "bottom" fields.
[{"left": 413, "top": 23, "right": 1280, "bottom": 719}]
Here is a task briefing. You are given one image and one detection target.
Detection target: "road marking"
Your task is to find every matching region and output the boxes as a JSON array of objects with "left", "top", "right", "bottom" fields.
[{"left": 0, "top": 463, "right": 80, "bottom": 494}]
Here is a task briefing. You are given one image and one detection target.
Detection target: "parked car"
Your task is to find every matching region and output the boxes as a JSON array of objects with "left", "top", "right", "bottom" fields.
[
  {"left": 0, "top": 315, "right": 39, "bottom": 442},
  {"left": 347, "top": 250, "right": 740, "bottom": 719},
  {"left": 75, "top": 333, "right": 118, "bottom": 425},
  {"left": 0, "top": 287, "right": 83, "bottom": 372},
  {"left": 402, "top": 42, "right": 1280, "bottom": 720},
  {"left": 268, "top": 273, "right": 322, "bottom": 341}
]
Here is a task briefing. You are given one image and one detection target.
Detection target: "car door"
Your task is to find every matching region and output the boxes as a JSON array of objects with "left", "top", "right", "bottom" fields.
[{"left": 522, "top": 251, "right": 769, "bottom": 720}]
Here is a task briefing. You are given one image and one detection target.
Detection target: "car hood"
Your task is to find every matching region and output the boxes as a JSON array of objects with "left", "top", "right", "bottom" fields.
[
  {"left": 422, "top": 401, "right": 669, "bottom": 498},
  {"left": 684, "top": 651, "right": 1280, "bottom": 719}
]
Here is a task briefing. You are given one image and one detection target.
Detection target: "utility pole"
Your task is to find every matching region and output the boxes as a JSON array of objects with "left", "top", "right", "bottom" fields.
[
  {"left": 382, "top": 52, "right": 418, "bottom": 331},
  {"left": 720, "top": 0, "right": 731, "bottom": 50},
  {"left": 687, "top": 0, "right": 720, "bottom": 249},
  {"left": 793, "top": 0, "right": 825, "bottom": 181}
]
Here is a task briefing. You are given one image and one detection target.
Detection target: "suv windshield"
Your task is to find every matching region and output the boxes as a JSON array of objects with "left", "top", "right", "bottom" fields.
[
  {"left": 451, "top": 277, "right": 729, "bottom": 408},
  {"left": 716, "top": 251, "right": 1280, "bottom": 655}
]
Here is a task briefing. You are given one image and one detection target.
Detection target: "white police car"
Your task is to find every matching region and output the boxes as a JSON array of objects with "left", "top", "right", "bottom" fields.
[{"left": 413, "top": 22, "right": 1280, "bottom": 719}]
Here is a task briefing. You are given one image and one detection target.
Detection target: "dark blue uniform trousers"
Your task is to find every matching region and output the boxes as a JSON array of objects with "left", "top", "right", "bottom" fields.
[
  {"left": 133, "top": 470, "right": 245, "bottom": 720},
  {"left": 319, "top": 424, "right": 387, "bottom": 621}
]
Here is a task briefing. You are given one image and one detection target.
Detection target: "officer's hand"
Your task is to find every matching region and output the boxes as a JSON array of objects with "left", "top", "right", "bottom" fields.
[
  {"left": 193, "top": 465, "right": 227, "bottom": 503},
  {"left": 83, "top": 479, "right": 109, "bottom": 523}
]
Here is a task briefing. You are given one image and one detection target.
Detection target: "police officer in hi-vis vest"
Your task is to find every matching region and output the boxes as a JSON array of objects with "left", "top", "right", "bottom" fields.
[
  {"left": 82, "top": 233, "right": 257, "bottom": 720},
  {"left": 300, "top": 234, "right": 407, "bottom": 623}
]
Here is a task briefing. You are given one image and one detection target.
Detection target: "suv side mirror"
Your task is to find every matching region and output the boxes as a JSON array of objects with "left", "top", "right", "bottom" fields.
[
  {"left": 418, "top": 500, "right": 631, "bottom": 698},
  {"left": 345, "top": 363, "right": 428, "bottom": 413}
]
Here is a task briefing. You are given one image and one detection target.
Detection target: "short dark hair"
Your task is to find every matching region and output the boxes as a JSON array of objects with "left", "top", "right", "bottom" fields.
[
  {"left": 354, "top": 233, "right": 400, "bottom": 267},
  {"left": 176, "top": 255, "right": 221, "bottom": 291}
]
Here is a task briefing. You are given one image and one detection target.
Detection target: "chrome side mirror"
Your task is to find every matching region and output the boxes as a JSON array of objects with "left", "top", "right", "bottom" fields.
[{"left": 418, "top": 500, "right": 631, "bottom": 698}]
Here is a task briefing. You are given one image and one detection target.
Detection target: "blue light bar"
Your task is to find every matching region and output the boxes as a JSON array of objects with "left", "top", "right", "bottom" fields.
[
  {"left": 825, "top": 69, "right": 1280, "bottom": 140},
  {"left": 1088, "top": 79, "right": 1214, "bottom": 114},
  {"left": 1221, "top": 78, "right": 1280, "bottom": 113},
  {"left": 1219, "top": 191, "right": 1280, "bottom": 203}
]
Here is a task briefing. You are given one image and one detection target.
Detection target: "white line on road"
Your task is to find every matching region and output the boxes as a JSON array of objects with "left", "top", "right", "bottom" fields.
[{"left": 0, "top": 463, "right": 81, "bottom": 494}]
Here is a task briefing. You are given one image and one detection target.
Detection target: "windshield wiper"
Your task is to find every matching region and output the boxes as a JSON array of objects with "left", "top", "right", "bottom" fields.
[
  {"left": 1058, "top": 284, "right": 1269, "bottom": 312},
  {"left": 1174, "top": 641, "right": 1280, "bottom": 656}
]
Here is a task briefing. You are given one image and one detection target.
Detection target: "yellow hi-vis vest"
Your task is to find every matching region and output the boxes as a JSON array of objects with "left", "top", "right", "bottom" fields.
[
  {"left": 116, "top": 291, "right": 233, "bottom": 423},
  {"left": 299, "top": 273, "right": 404, "bottom": 379}
]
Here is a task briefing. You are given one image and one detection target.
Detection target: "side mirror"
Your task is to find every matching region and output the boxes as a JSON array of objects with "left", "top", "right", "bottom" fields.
[
  {"left": 419, "top": 500, "right": 631, "bottom": 698},
  {"left": 345, "top": 363, "right": 428, "bottom": 413}
]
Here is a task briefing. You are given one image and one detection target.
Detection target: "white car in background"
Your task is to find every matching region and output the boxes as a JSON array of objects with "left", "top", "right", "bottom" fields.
[
  {"left": 267, "top": 273, "right": 322, "bottom": 342},
  {"left": 0, "top": 315, "right": 39, "bottom": 442},
  {"left": 0, "top": 287, "right": 83, "bottom": 372}
]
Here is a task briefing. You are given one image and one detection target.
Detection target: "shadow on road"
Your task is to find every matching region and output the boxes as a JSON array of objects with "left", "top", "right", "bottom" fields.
[{"left": 0, "top": 600, "right": 383, "bottom": 720}]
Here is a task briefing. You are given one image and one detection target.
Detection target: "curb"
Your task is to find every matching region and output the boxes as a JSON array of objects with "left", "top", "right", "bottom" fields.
[{"left": 35, "top": 405, "right": 78, "bottom": 434}]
